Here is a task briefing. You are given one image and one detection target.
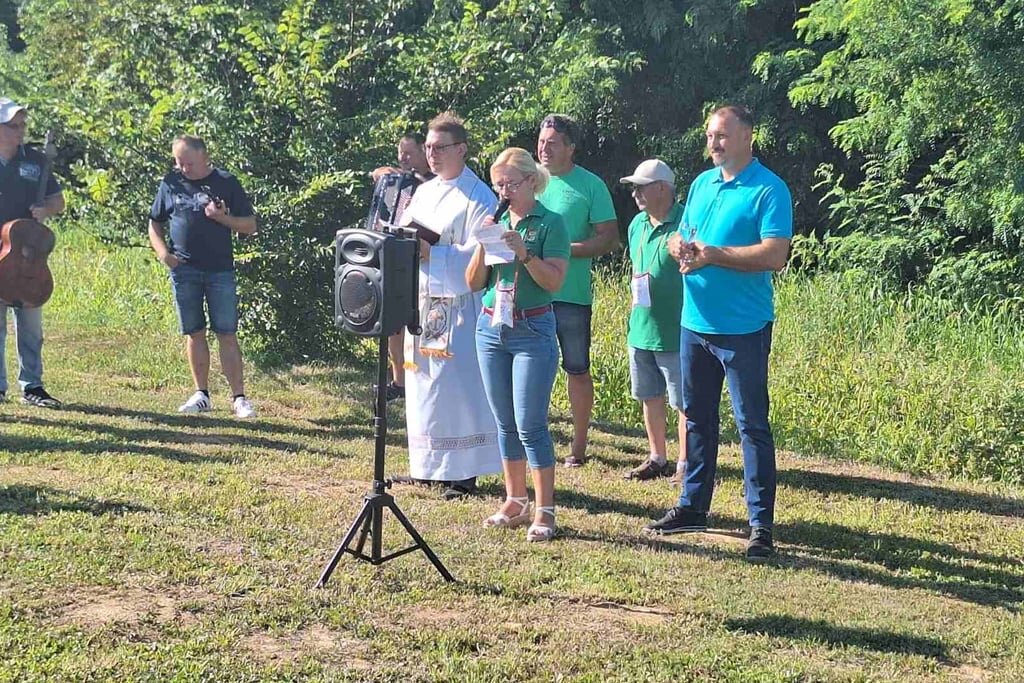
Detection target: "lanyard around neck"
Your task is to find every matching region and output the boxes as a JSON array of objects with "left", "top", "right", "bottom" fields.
[{"left": 636, "top": 219, "right": 670, "bottom": 274}]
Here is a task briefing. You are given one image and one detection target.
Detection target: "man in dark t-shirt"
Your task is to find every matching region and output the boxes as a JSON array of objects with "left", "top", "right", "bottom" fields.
[
  {"left": 0, "top": 97, "right": 65, "bottom": 408},
  {"left": 148, "top": 135, "right": 258, "bottom": 417}
]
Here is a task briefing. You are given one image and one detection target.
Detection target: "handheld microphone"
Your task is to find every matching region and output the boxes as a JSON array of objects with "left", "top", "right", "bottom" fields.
[{"left": 492, "top": 198, "right": 510, "bottom": 221}]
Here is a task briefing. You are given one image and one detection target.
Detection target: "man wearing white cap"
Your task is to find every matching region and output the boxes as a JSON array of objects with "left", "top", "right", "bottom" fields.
[
  {"left": 0, "top": 98, "right": 65, "bottom": 408},
  {"left": 620, "top": 159, "right": 686, "bottom": 482}
]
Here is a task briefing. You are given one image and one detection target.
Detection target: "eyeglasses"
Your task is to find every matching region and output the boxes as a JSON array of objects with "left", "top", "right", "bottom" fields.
[
  {"left": 424, "top": 141, "right": 462, "bottom": 154},
  {"left": 492, "top": 179, "right": 527, "bottom": 193},
  {"left": 630, "top": 182, "right": 662, "bottom": 194}
]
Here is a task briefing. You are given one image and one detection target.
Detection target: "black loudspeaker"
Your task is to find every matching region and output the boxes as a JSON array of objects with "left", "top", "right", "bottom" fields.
[{"left": 335, "top": 228, "right": 418, "bottom": 337}]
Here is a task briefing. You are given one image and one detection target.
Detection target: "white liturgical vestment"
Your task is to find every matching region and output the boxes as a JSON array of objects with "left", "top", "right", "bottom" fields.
[{"left": 400, "top": 165, "right": 501, "bottom": 481}]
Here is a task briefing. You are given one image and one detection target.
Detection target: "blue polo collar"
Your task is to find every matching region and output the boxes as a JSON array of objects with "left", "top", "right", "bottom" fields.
[{"left": 712, "top": 157, "right": 762, "bottom": 185}]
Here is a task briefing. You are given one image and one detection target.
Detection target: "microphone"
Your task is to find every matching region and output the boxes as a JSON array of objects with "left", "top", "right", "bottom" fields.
[{"left": 492, "top": 198, "right": 510, "bottom": 222}]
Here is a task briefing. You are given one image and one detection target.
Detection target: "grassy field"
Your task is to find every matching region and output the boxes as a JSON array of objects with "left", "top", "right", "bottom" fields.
[{"left": 1, "top": 232, "right": 1023, "bottom": 681}]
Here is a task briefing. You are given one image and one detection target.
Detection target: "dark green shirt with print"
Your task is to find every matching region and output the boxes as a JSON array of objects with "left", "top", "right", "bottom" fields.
[
  {"left": 481, "top": 200, "right": 571, "bottom": 311},
  {"left": 627, "top": 202, "right": 684, "bottom": 351}
]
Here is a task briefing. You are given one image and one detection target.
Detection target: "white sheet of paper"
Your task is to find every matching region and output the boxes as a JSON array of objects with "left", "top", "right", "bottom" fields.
[{"left": 476, "top": 224, "right": 516, "bottom": 265}]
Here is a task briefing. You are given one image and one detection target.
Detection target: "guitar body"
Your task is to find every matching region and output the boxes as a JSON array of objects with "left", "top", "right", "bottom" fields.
[
  {"left": 0, "top": 218, "right": 56, "bottom": 308},
  {"left": 0, "top": 130, "right": 58, "bottom": 308}
]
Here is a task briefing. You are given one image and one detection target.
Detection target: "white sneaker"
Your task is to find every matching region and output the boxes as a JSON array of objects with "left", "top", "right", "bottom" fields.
[
  {"left": 232, "top": 395, "right": 256, "bottom": 418},
  {"left": 179, "top": 391, "right": 212, "bottom": 414}
]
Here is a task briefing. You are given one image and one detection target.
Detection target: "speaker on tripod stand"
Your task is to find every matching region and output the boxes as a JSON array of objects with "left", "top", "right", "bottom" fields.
[{"left": 316, "top": 226, "right": 455, "bottom": 586}]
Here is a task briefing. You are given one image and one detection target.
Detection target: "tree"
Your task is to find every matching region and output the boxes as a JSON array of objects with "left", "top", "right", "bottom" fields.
[{"left": 791, "top": 0, "right": 1024, "bottom": 308}]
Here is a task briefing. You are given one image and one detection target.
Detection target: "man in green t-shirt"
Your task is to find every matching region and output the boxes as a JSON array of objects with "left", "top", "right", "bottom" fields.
[
  {"left": 536, "top": 114, "right": 619, "bottom": 467},
  {"left": 620, "top": 159, "right": 686, "bottom": 483}
]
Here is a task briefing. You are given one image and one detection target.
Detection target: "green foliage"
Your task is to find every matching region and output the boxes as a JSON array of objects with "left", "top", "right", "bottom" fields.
[
  {"left": 792, "top": 0, "right": 1024, "bottom": 307},
  {"left": 9, "top": 0, "right": 636, "bottom": 361}
]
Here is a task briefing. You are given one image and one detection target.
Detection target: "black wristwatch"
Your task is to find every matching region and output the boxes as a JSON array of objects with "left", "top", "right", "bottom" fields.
[{"left": 521, "top": 251, "right": 535, "bottom": 265}]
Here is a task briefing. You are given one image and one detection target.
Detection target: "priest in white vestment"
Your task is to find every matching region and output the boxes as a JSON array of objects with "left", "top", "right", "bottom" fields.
[{"left": 398, "top": 112, "right": 501, "bottom": 498}]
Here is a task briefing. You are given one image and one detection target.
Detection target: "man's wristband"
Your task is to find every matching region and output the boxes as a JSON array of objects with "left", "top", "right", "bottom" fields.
[{"left": 521, "top": 251, "right": 535, "bottom": 265}]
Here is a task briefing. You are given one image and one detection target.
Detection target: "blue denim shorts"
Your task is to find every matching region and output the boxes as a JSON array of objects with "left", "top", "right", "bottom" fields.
[
  {"left": 552, "top": 301, "right": 592, "bottom": 375},
  {"left": 170, "top": 264, "right": 239, "bottom": 335},
  {"left": 629, "top": 347, "right": 683, "bottom": 410}
]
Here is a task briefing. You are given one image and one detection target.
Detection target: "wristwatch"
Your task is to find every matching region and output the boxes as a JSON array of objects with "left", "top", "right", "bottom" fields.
[{"left": 521, "top": 251, "right": 535, "bottom": 265}]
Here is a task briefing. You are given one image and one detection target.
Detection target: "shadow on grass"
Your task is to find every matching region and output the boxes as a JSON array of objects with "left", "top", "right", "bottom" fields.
[
  {"left": 724, "top": 614, "right": 950, "bottom": 661},
  {"left": 11, "top": 413, "right": 353, "bottom": 459},
  {"left": 549, "top": 413, "right": 646, "bottom": 440},
  {"left": 713, "top": 461, "right": 1024, "bottom": 519},
  {"left": 64, "top": 403, "right": 342, "bottom": 441},
  {"left": 455, "top": 470, "right": 667, "bottom": 518},
  {"left": 0, "top": 484, "right": 151, "bottom": 516},
  {"left": 694, "top": 510, "right": 1024, "bottom": 610},
  {"left": 776, "top": 517, "right": 1024, "bottom": 610},
  {"left": 1, "top": 433, "right": 234, "bottom": 464},
  {"left": 554, "top": 487, "right": 669, "bottom": 520}
]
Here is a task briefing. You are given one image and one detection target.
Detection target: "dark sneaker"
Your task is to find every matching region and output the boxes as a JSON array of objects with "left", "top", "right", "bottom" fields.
[
  {"left": 624, "top": 458, "right": 674, "bottom": 481},
  {"left": 442, "top": 477, "right": 477, "bottom": 501},
  {"left": 644, "top": 507, "right": 707, "bottom": 534},
  {"left": 22, "top": 386, "right": 61, "bottom": 409},
  {"left": 385, "top": 382, "right": 405, "bottom": 403},
  {"left": 0, "top": 391, "right": 6, "bottom": 403},
  {"left": 746, "top": 527, "right": 775, "bottom": 561}
]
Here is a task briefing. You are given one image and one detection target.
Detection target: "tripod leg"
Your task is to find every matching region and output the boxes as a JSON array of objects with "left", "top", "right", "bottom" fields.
[
  {"left": 352, "top": 505, "right": 374, "bottom": 558},
  {"left": 315, "top": 499, "right": 373, "bottom": 588},
  {"left": 387, "top": 501, "right": 456, "bottom": 582}
]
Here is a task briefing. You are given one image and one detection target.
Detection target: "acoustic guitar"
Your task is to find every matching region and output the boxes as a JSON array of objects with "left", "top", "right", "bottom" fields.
[{"left": 0, "top": 131, "right": 57, "bottom": 308}]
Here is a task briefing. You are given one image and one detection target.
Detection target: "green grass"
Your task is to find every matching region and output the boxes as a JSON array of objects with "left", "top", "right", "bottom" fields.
[
  {"left": 582, "top": 266, "right": 1024, "bottom": 484},
  {"left": 2, "top": 232, "right": 1023, "bottom": 681}
]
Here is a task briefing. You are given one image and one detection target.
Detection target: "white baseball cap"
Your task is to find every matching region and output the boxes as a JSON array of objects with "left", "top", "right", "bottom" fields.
[
  {"left": 620, "top": 158, "right": 675, "bottom": 186},
  {"left": 0, "top": 98, "right": 28, "bottom": 124}
]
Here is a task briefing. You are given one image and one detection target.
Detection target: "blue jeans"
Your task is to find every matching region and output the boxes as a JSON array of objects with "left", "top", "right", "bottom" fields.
[
  {"left": 170, "top": 265, "right": 239, "bottom": 335},
  {"left": 0, "top": 303, "right": 44, "bottom": 393},
  {"left": 475, "top": 310, "right": 559, "bottom": 469},
  {"left": 677, "top": 323, "right": 776, "bottom": 528}
]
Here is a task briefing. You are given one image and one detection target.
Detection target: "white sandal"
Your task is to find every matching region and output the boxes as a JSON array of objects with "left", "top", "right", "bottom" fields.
[
  {"left": 483, "top": 496, "right": 531, "bottom": 528},
  {"left": 526, "top": 506, "right": 556, "bottom": 542}
]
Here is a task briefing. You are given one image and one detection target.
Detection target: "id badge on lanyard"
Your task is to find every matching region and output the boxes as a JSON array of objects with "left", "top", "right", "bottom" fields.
[
  {"left": 492, "top": 265, "right": 518, "bottom": 328},
  {"left": 631, "top": 273, "right": 652, "bottom": 308},
  {"left": 632, "top": 224, "right": 665, "bottom": 309}
]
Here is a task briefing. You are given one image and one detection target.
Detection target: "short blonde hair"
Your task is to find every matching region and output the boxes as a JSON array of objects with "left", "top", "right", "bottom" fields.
[{"left": 490, "top": 147, "right": 550, "bottom": 196}]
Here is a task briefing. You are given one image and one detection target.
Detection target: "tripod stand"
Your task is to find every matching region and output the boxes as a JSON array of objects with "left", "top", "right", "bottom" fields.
[{"left": 315, "top": 333, "right": 455, "bottom": 587}]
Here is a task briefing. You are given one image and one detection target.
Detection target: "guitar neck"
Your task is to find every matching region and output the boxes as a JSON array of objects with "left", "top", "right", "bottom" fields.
[{"left": 34, "top": 131, "right": 56, "bottom": 207}]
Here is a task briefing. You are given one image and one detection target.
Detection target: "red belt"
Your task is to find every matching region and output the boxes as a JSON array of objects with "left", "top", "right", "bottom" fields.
[{"left": 483, "top": 304, "right": 552, "bottom": 320}]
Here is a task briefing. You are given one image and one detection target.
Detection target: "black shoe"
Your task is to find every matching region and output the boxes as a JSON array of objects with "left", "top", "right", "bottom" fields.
[
  {"left": 385, "top": 382, "right": 405, "bottom": 403},
  {"left": 644, "top": 507, "right": 707, "bottom": 534},
  {"left": 0, "top": 391, "right": 6, "bottom": 403},
  {"left": 624, "top": 458, "right": 674, "bottom": 481},
  {"left": 746, "top": 527, "right": 775, "bottom": 561},
  {"left": 442, "top": 477, "right": 477, "bottom": 500},
  {"left": 22, "top": 386, "right": 61, "bottom": 409},
  {"left": 391, "top": 475, "right": 440, "bottom": 488}
]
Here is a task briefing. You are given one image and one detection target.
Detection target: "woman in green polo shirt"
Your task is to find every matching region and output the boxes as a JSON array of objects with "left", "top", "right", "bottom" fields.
[{"left": 466, "top": 147, "right": 570, "bottom": 542}]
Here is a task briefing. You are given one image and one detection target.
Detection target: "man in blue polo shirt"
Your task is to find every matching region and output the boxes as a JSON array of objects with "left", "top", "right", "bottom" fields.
[{"left": 644, "top": 105, "right": 792, "bottom": 561}]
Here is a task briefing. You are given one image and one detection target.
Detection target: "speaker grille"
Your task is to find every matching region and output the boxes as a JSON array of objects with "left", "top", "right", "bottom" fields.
[{"left": 339, "top": 270, "right": 379, "bottom": 326}]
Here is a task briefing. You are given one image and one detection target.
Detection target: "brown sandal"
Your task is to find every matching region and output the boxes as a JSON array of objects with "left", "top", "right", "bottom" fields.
[{"left": 563, "top": 455, "right": 586, "bottom": 468}]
